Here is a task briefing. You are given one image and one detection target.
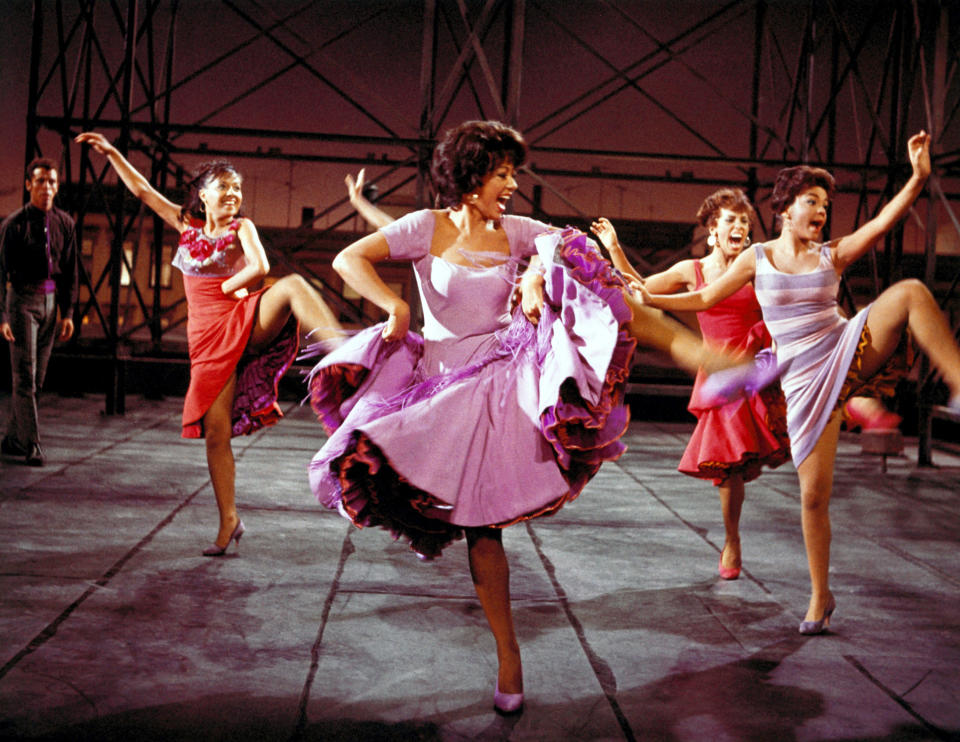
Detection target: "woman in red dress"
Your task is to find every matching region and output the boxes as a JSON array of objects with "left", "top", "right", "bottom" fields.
[
  {"left": 77, "top": 132, "right": 342, "bottom": 555},
  {"left": 592, "top": 188, "right": 790, "bottom": 580}
]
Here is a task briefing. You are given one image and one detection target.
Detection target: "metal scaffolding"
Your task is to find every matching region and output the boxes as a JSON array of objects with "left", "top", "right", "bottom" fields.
[{"left": 21, "top": 0, "right": 960, "bottom": 454}]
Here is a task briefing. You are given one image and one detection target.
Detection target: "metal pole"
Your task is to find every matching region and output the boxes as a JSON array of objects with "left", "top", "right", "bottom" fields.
[{"left": 106, "top": 0, "right": 139, "bottom": 415}]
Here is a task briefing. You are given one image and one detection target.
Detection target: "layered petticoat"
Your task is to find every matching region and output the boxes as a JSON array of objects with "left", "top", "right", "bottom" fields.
[
  {"left": 307, "top": 228, "right": 636, "bottom": 558},
  {"left": 181, "top": 275, "right": 299, "bottom": 439}
]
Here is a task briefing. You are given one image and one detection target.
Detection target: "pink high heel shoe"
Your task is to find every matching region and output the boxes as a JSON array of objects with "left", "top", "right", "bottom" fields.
[
  {"left": 845, "top": 398, "right": 901, "bottom": 430},
  {"left": 717, "top": 548, "right": 741, "bottom": 580},
  {"left": 494, "top": 682, "right": 524, "bottom": 715},
  {"left": 202, "top": 520, "right": 245, "bottom": 557}
]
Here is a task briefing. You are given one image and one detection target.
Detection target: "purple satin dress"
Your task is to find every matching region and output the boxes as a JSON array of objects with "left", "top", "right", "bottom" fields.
[{"left": 307, "top": 210, "right": 635, "bottom": 558}]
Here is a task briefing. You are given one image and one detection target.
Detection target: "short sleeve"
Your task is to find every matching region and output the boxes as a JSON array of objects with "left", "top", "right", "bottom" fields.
[
  {"left": 502, "top": 215, "right": 554, "bottom": 258},
  {"left": 380, "top": 210, "right": 435, "bottom": 261}
]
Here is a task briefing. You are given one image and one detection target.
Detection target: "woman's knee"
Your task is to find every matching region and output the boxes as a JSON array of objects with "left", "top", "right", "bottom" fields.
[
  {"left": 275, "top": 273, "right": 311, "bottom": 298},
  {"left": 885, "top": 278, "right": 932, "bottom": 307}
]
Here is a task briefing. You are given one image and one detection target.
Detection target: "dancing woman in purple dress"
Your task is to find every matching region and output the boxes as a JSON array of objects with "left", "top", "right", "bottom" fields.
[{"left": 309, "top": 121, "right": 642, "bottom": 712}]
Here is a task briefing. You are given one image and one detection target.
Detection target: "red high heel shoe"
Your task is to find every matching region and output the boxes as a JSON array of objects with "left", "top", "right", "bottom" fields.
[
  {"left": 845, "top": 398, "right": 901, "bottom": 430},
  {"left": 718, "top": 547, "right": 741, "bottom": 580}
]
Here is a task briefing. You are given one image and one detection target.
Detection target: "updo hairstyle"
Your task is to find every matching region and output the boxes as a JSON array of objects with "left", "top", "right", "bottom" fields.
[{"left": 431, "top": 120, "right": 527, "bottom": 209}]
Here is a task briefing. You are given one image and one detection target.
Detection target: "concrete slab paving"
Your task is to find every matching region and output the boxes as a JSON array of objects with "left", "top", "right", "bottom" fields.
[{"left": 1, "top": 392, "right": 959, "bottom": 741}]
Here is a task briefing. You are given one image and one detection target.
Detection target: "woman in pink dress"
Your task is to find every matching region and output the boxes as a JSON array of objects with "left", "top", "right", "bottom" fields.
[
  {"left": 76, "top": 131, "right": 342, "bottom": 556},
  {"left": 592, "top": 188, "right": 790, "bottom": 581}
]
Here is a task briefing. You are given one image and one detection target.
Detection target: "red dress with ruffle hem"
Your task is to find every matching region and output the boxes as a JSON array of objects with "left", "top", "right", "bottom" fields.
[
  {"left": 174, "top": 218, "right": 299, "bottom": 439},
  {"left": 677, "top": 260, "right": 790, "bottom": 484}
]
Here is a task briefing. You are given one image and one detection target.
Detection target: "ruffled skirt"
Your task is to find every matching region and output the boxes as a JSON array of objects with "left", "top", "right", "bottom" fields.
[
  {"left": 181, "top": 275, "right": 299, "bottom": 439},
  {"left": 307, "top": 228, "right": 636, "bottom": 558},
  {"left": 678, "top": 322, "right": 790, "bottom": 485}
]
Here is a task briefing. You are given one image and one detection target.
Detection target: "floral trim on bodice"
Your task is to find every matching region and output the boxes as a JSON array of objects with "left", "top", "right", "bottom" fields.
[{"left": 173, "top": 218, "right": 244, "bottom": 276}]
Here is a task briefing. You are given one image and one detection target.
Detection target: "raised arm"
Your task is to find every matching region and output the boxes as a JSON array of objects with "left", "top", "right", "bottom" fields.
[
  {"left": 590, "top": 217, "right": 644, "bottom": 283},
  {"left": 332, "top": 231, "right": 410, "bottom": 341},
  {"left": 643, "top": 247, "right": 756, "bottom": 312},
  {"left": 833, "top": 131, "right": 931, "bottom": 270},
  {"left": 76, "top": 132, "right": 183, "bottom": 231},
  {"left": 346, "top": 169, "right": 395, "bottom": 230}
]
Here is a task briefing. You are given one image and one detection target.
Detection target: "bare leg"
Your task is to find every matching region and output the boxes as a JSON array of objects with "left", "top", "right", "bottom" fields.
[
  {"left": 795, "top": 410, "right": 842, "bottom": 623},
  {"left": 862, "top": 279, "right": 960, "bottom": 395},
  {"left": 718, "top": 475, "right": 745, "bottom": 571},
  {"left": 624, "top": 300, "right": 734, "bottom": 375},
  {"left": 248, "top": 274, "right": 343, "bottom": 351},
  {"left": 204, "top": 374, "right": 241, "bottom": 548},
  {"left": 466, "top": 528, "right": 522, "bottom": 695}
]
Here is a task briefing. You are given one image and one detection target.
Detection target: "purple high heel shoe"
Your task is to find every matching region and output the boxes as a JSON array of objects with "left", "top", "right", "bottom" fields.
[
  {"left": 494, "top": 682, "right": 524, "bottom": 715},
  {"left": 202, "top": 520, "right": 245, "bottom": 557},
  {"left": 701, "top": 348, "right": 780, "bottom": 406},
  {"left": 799, "top": 594, "right": 836, "bottom": 635}
]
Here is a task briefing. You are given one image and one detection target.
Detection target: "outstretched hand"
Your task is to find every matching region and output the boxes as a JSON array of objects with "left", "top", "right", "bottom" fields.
[
  {"left": 625, "top": 275, "right": 645, "bottom": 294},
  {"left": 907, "top": 130, "right": 931, "bottom": 180},
  {"left": 75, "top": 131, "right": 116, "bottom": 156},
  {"left": 345, "top": 169, "right": 366, "bottom": 205},
  {"left": 636, "top": 281, "right": 654, "bottom": 306},
  {"left": 590, "top": 217, "right": 619, "bottom": 252}
]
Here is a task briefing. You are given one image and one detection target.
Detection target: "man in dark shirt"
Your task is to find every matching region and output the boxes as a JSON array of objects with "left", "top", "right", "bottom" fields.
[{"left": 0, "top": 158, "right": 78, "bottom": 466}]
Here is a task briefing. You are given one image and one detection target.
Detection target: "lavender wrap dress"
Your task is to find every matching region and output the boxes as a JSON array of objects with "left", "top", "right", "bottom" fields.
[
  {"left": 308, "top": 210, "right": 635, "bottom": 558},
  {"left": 752, "top": 242, "right": 870, "bottom": 466}
]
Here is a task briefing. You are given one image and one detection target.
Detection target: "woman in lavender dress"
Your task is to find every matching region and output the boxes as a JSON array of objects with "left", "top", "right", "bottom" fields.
[
  {"left": 76, "top": 132, "right": 342, "bottom": 556},
  {"left": 310, "top": 120, "right": 642, "bottom": 713}
]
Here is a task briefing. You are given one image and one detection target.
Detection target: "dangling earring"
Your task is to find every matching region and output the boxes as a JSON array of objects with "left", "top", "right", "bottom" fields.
[
  {"left": 744, "top": 236, "right": 751, "bottom": 247},
  {"left": 707, "top": 233, "right": 717, "bottom": 247}
]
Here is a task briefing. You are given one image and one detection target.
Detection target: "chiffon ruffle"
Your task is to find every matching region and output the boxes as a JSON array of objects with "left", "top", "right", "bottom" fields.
[{"left": 307, "top": 228, "right": 635, "bottom": 558}]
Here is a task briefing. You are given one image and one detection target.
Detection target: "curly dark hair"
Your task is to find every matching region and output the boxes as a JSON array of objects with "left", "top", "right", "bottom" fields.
[
  {"left": 770, "top": 165, "right": 835, "bottom": 216},
  {"left": 179, "top": 161, "right": 244, "bottom": 222},
  {"left": 431, "top": 120, "right": 527, "bottom": 208},
  {"left": 695, "top": 188, "right": 757, "bottom": 231}
]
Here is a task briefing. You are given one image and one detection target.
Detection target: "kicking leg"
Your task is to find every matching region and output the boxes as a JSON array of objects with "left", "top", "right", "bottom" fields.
[
  {"left": 625, "top": 299, "right": 735, "bottom": 376},
  {"left": 862, "top": 279, "right": 960, "bottom": 397},
  {"left": 248, "top": 274, "right": 343, "bottom": 351}
]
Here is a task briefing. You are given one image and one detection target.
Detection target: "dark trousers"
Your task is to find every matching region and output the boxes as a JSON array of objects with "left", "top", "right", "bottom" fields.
[{"left": 5, "top": 285, "right": 57, "bottom": 446}]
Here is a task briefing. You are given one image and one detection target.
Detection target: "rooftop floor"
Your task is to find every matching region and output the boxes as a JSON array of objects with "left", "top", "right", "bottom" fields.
[{"left": 1, "top": 393, "right": 959, "bottom": 741}]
